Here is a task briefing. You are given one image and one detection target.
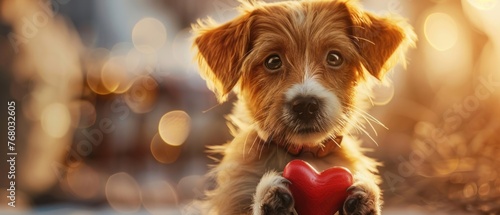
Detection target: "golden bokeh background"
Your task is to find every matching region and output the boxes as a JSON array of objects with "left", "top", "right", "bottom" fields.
[{"left": 0, "top": 0, "right": 499, "bottom": 214}]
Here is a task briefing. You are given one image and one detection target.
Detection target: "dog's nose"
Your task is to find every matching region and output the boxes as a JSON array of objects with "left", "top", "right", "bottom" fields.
[{"left": 291, "top": 97, "right": 319, "bottom": 120}]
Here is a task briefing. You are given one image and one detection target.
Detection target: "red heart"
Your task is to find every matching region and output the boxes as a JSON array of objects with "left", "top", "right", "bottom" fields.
[{"left": 283, "top": 160, "right": 353, "bottom": 215}]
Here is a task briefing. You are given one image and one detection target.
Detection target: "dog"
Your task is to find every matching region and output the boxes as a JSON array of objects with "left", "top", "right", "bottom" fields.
[{"left": 192, "top": 0, "right": 415, "bottom": 214}]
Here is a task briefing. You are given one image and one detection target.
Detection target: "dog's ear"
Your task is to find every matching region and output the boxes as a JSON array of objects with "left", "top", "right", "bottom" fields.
[
  {"left": 345, "top": 3, "right": 416, "bottom": 79},
  {"left": 193, "top": 14, "right": 253, "bottom": 102}
]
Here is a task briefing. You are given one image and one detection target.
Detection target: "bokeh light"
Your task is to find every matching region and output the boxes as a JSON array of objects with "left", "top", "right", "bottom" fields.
[
  {"left": 463, "top": 0, "right": 500, "bottom": 39},
  {"left": 105, "top": 172, "right": 142, "bottom": 213},
  {"left": 371, "top": 81, "right": 395, "bottom": 106},
  {"left": 177, "top": 175, "right": 203, "bottom": 201},
  {"left": 419, "top": 6, "right": 473, "bottom": 89},
  {"left": 86, "top": 48, "right": 113, "bottom": 95},
  {"left": 141, "top": 180, "right": 178, "bottom": 215},
  {"left": 467, "top": 0, "right": 498, "bottom": 10},
  {"left": 41, "top": 103, "right": 71, "bottom": 138},
  {"left": 158, "top": 110, "right": 191, "bottom": 146},
  {"left": 478, "top": 183, "right": 491, "bottom": 198},
  {"left": 101, "top": 56, "right": 133, "bottom": 94},
  {"left": 65, "top": 164, "right": 101, "bottom": 199},
  {"left": 424, "top": 13, "right": 458, "bottom": 51},
  {"left": 150, "top": 133, "right": 182, "bottom": 164},
  {"left": 132, "top": 17, "right": 167, "bottom": 54},
  {"left": 463, "top": 182, "right": 478, "bottom": 198},
  {"left": 110, "top": 42, "right": 133, "bottom": 56},
  {"left": 69, "top": 100, "right": 96, "bottom": 128},
  {"left": 125, "top": 75, "right": 159, "bottom": 114}
]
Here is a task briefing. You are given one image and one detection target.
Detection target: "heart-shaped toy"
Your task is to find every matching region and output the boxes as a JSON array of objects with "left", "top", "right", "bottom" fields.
[{"left": 283, "top": 160, "right": 353, "bottom": 215}]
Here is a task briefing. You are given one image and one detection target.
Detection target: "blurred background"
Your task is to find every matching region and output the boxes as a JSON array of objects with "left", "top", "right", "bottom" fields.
[{"left": 0, "top": 0, "right": 499, "bottom": 214}]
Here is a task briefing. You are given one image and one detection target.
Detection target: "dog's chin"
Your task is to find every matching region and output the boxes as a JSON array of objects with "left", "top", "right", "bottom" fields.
[
  {"left": 287, "top": 131, "right": 330, "bottom": 147},
  {"left": 256, "top": 126, "right": 331, "bottom": 147}
]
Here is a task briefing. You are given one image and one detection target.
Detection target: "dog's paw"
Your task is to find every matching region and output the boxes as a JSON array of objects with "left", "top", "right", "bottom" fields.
[
  {"left": 253, "top": 171, "right": 297, "bottom": 215},
  {"left": 340, "top": 182, "right": 381, "bottom": 215}
]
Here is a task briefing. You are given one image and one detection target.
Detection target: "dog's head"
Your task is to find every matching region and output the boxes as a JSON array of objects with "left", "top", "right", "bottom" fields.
[{"left": 193, "top": 0, "right": 415, "bottom": 146}]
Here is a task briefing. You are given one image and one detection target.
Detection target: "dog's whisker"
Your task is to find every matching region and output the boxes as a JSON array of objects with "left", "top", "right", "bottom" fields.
[
  {"left": 356, "top": 110, "right": 383, "bottom": 126},
  {"left": 356, "top": 111, "right": 378, "bottom": 136},
  {"left": 344, "top": 118, "right": 379, "bottom": 146},
  {"left": 329, "top": 135, "right": 342, "bottom": 148},
  {"left": 351, "top": 113, "right": 371, "bottom": 134},
  {"left": 258, "top": 139, "right": 264, "bottom": 160},
  {"left": 248, "top": 132, "right": 259, "bottom": 154},
  {"left": 258, "top": 133, "right": 274, "bottom": 160},
  {"left": 355, "top": 111, "right": 378, "bottom": 136},
  {"left": 243, "top": 127, "right": 254, "bottom": 160},
  {"left": 351, "top": 115, "right": 367, "bottom": 130},
  {"left": 202, "top": 103, "right": 225, "bottom": 114},
  {"left": 251, "top": 135, "right": 260, "bottom": 156},
  {"left": 341, "top": 103, "right": 387, "bottom": 138},
  {"left": 344, "top": 103, "right": 387, "bottom": 129}
]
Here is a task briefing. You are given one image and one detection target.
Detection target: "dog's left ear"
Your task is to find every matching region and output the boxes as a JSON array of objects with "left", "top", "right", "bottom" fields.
[
  {"left": 193, "top": 13, "right": 254, "bottom": 102},
  {"left": 345, "top": 3, "right": 416, "bottom": 79}
]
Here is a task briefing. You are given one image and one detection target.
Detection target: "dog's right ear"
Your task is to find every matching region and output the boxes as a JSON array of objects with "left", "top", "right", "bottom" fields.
[
  {"left": 342, "top": 1, "right": 416, "bottom": 80},
  {"left": 193, "top": 13, "right": 253, "bottom": 102}
]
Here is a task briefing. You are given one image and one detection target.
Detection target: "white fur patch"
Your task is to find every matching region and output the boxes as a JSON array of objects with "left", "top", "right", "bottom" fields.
[{"left": 285, "top": 78, "right": 341, "bottom": 115}]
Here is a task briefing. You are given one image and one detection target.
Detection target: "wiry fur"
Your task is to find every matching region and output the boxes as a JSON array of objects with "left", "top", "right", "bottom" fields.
[{"left": 191, "top": 0, "right": 416, "bottom": 214}]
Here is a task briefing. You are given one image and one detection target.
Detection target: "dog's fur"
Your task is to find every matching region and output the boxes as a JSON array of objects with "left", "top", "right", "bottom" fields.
[{"left": 192, "top": 0, "right": 416, "bottom": 214}]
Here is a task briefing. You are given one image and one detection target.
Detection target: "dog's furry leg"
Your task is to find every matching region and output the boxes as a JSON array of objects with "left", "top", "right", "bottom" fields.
[
  {"left": 340, "top": 173, "right": 382, "bottom": 215},
  {"left": 252, "top": 171, "right": 297, "bottom": 215}
]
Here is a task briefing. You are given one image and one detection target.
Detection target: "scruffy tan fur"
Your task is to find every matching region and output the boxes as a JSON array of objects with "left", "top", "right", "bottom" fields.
[{"left": 192, "top": 0, "right": 416, "bottom": 214}]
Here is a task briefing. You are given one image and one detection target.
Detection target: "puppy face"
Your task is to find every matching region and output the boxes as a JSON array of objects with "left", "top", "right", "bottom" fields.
[{"left": 194, "top": 0, "right": 414, "bottom": 146}]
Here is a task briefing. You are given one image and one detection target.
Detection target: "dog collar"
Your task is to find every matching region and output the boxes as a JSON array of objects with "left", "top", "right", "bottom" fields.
[{"left": 269, "top": 136, "right": 343, "bottom": 158}]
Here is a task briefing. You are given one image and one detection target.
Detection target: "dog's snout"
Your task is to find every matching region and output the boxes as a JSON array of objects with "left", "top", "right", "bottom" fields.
[{"left": 291, "top": 97, "right": 319, "bottom": 120}]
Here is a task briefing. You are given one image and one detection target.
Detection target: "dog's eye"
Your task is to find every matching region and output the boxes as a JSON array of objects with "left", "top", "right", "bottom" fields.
[
  {"left": 326, "top": 51, "right": 343, "bottom": 67},
  {"left": 264, "top": 54, "right": 282, "bottom": 71}
]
